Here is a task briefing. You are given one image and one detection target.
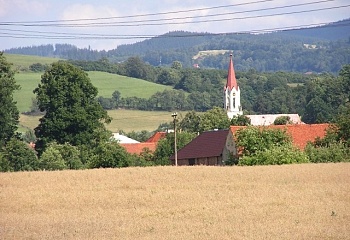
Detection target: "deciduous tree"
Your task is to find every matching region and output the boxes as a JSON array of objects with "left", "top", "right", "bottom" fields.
[
  {"left": 0, "top": 52, "right": 20, "bottom": 146},
  {"left": 34, "top": 62, "right": 111, "bottom": 154}
]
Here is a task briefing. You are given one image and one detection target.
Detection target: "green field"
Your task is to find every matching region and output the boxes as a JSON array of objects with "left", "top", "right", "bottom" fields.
[
  {"left": 6, "top": 53, "right": 178, "bottom": 132},
  {"left": 14, "top": 71, "right": 172, "bottom": 113},
  {"left": 19, "top": 109, "right": 189, "bottom": 133},
  {"left": 4, "top": 53, "right": 60, "bottom": 70}
]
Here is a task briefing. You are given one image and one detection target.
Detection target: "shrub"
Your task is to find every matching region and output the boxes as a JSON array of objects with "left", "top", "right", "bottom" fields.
[
  {"left": 2, "top": 138, "right": 38, "bottom": 171},
  {"left": 87, "top": 142, "right": 130, "bottom": 168},
  {"left": 0, "top": 152, "right": 12, "bottom": 172},
  {"left": 235, "top": 126, "right": 292, "bottom": 156},
  {"left": 239, "top": 144, "right": 309, "bottom": 166},
  {"left": 46, "top": 142, "right": 83, "bottom": 169},
  {"left": 305, "top": 142, "right": 350, "bottom": 163},
  {"left": 39, "top": 147, "right": 66, "bottom": 170},
  {"left": 273, "top": 116, "right": 291, "bottom": 125}
]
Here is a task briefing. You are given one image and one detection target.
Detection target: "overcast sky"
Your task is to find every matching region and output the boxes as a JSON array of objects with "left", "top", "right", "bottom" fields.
[{"left": 0, "top": 0, "right": 349, "bottom": 51}]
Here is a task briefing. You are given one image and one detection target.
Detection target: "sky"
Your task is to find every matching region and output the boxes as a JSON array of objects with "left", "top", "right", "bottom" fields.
[{"left": 0, "top": 0, "right": 349, "bottom": 51}]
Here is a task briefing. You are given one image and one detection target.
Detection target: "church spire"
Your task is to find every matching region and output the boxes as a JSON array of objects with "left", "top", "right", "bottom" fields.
[
  {"left": 225, "top": 54, "right": 238, "bottom": 91},
  {"left": 224, "top": 53, "right": 242, "bottom": 118}
]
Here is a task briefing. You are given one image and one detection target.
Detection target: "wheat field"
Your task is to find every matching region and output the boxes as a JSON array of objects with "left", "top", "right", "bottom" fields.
[{"left": 1, "top": 163, "right": 349, "bottom": 239}]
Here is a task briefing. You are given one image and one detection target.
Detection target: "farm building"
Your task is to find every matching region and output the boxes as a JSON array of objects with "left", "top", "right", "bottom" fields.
[{"left": 170, "top": 129, "right": 236, "bottom": 166}]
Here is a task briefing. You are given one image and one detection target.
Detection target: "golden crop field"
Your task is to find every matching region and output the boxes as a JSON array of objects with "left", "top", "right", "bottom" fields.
[{"left": 1, "top": 163, "right": 349, "bottom": 240}]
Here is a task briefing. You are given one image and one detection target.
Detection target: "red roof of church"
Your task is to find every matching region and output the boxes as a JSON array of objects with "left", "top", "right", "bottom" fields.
[
  {"left": 145, "top": 131, "right": 167, "bottom": 143},
  {"left": 121, "top": 142, "right": 157, "bottom": 155},
  {"left": 230, "top": 124, "right": 329, "bottom": 149},
  {"left": 225, "top": 54, "right": 238, "bottom": 91}
]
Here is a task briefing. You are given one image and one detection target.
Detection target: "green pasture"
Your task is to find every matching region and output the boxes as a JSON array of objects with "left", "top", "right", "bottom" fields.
[
  {"left": 19, "top": 109, "right": 189, "bottom": 133},
  {"left": 13, "top": 71, "right": 172, "bottom": 113},
  {"left": 4, "top": 53, "right": 60, "bottom": 70}
]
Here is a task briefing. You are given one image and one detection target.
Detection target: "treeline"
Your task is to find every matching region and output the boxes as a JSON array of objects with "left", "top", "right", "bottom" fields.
[
  {"left": 5, "top": 44, "right": 108, "bottom": 61},
  {"left": 65, "top": 56, "right": 350, "bottom": 124},
  {"left": 5, "top": 19, "right": 350, "bottom": 73},
  {"left": 66, "top": 56, "right": 349, "bottom": 123}
]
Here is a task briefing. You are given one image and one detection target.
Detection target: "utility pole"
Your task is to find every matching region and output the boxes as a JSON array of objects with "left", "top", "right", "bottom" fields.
[{"left": 171, "top": 112, "right": 178, "bottom": 166}]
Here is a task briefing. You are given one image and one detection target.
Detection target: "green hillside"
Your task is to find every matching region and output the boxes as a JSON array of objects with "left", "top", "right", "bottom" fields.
[
  {"left": 14, "top": 71, "right": 173, "bottom": 113},
  {"left": 5, "top": 53, "right": 173, "bottom": 112},
  {"left": 4, "top": 53, "right": 60, "bottom": 71}
]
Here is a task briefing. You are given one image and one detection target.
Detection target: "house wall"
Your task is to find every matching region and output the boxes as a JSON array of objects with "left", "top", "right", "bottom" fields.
[
  {"left": 222, "top": 131, "right": 237, "bottom": 164},
  {"left": 174, "top": 157, "right": 223, "bottom": 166}
]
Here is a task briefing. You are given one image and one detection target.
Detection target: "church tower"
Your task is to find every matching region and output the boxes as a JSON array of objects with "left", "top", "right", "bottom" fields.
[{"left": 224, "top": 54, "right": 243, "bottom": 118}]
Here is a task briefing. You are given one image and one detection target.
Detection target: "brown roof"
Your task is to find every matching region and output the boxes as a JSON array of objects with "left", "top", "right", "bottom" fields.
[
  {"left": 230, "top": 124, "right": 329, "bottom": 149},
  {"left": 121, "top": 142, "right": 157, "bottom": 155},
  {"left": 170, "top": 130, "right": 229, "bottom": 160},
  {"left": 145, "top": 132, "right": 167, "bottom": 143},
  {"left": 224, "top": 54, "right": 238, "bottom": 91}
]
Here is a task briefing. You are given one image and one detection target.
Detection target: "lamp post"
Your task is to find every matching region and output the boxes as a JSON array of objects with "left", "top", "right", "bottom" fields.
[{"left": 171, "top": 112, "right": 178, "bottom": 166}]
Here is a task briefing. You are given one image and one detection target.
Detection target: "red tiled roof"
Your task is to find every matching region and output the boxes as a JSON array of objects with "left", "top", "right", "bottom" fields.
[
  {"left": 145, "top": 132, "right": 167, "bottom": 143},
  {"left": 230, "top": 124, "right": 329, "bottom": 149},
  {"left": 121, "top": 142, "right": 157, "bottom": 155},
  {"left": 170, "top": 130, "right": 229, "bottom": 160},
  {"left": 224, "top": 54, "right": 238, "bottom": 91}
]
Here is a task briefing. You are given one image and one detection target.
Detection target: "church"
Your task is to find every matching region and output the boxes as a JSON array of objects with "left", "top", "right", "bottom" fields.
[{"left": 224, "top": 54, "right": 302, "bottom": 125}]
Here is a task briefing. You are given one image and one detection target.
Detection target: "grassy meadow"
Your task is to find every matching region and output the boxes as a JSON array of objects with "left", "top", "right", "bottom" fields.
[
  {"left": 19, "top": 109, "right": 188, "bottom": 133},
  {"left": 5, "top": 53, "right": 174, "bottom": 132},
  {"left": 1, "top": 163, "right": 349, "bottom": 239},
  {"left": 14, "top": 71, "right": 172, "bottom": 113},
  {"left": 4, "top": 53, "right": 60, "bottom": 70}
]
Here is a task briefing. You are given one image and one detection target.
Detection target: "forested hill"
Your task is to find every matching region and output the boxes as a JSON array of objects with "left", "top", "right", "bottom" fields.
[{"left": 4, "top": 18, "right": 350, "bottom": 73}]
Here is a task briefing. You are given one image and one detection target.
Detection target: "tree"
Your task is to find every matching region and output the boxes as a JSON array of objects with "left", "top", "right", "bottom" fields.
[
  {"left": 198, "top": 107, "right": 231, "bottom": 133},
  {"left": 123, "top": 56, "right": 149, "bottom": 80},
  {"left": 178, "top": 111, "right": 201, "bottom": 133},
  {"left": 0, "top": 52, "right": 20, "bottom": 146},
  {"left": 33, "top": 62, "right": 111, "bottom": 154},
  {"left": 171, "top": 61, "right": 182, "bottom": 70},
  {"left": 273, "top": 116, "right": 291, "bottom": 125},
  {"left": 235, "top": 126, "right": 292, "bottom": 157},
  {"left": 2, "top": 138, "right": 38, "bottom": 171},
  {"left": 112, "top": 90, "right": 121, "bottom": 108},
  {"left": 231, "top": 115, "right": 251, "bottom": 126},
  {"left": 87, "top": 142, "right": 130, "bottom": 168},
  {"left": 38, "top": 146, "right": 66, "bottom": 171}
]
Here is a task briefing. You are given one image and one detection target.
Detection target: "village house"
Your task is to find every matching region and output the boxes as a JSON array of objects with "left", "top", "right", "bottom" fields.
[{"left": 170, "top": 129, "right": 236, "bottom": 166}]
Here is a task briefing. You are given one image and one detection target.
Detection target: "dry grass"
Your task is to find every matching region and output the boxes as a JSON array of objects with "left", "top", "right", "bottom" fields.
[{"left": 1, "top": 163, "right": 349, "bottom": 240}]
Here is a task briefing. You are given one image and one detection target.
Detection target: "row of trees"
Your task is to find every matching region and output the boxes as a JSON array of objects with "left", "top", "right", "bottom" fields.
[
  {"left": 87, "top": 56, "right": 349, "bottom": 124},
  {"left": 6, "top": 21, "right": 350, "bottom": 73}
]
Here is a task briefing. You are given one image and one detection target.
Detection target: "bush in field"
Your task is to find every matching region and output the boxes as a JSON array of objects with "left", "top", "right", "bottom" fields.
[
  {"left": 0, "top": 152, "right": 12, "bottom": 172},
  {"left": 45, "top": 142, "right": 84, "bottom": 169},
  {"left": 239, "top": 144, "right": 309, "bottom": 166},
  {"left": 235, "top": 126, "right": 292, "bottom": 157},
  {"left": 87, "top": 142, "right": 130, "bottom": 168},
  {"left": 305, "top": 142, "right": 350, "bottom": 163},
  {"left": 39, "top": 146, "right": 66, "bottom": 170},
  {"left": 1, "top": 138, "right": 38, "bottom": 171}
]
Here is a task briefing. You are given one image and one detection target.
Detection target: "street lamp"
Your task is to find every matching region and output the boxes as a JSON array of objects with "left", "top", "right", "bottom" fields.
[{"left": 171, "top": 112, "right": 178, "bottom": 166}]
